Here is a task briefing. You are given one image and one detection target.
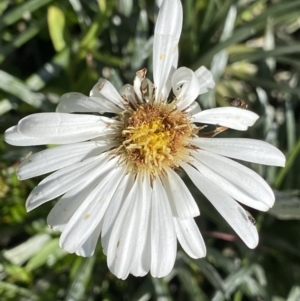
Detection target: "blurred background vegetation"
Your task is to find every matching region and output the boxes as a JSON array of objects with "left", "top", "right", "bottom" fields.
[{"left": 0, "top": 0, "right": 300, "bottom": 300}]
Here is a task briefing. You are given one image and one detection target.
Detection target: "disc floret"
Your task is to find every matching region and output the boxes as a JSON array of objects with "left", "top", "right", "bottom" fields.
[{"left": 120, "top": 102, "right": 195, "bottom": 174}]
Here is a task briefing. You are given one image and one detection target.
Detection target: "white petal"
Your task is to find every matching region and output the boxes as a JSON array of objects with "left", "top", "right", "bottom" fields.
[
  {"left": 151, "top": 178, "right": 177, "bottom": 277},
  {"left": 75, "top": 221, "right": 102, "bottom": 257},
  {"left": 174, "top": 218, "right": 206, "bottom": 259},
  {"left": 172, "top": 67, "right": 201, "bottom": 111},
  {"left": 59, "top": 159, "right": 124, "bottom": 253},
  {"left": 90, "top": 79, "right": 125, "bottom": 109},
  {"left": 161, "top": 167, "right": 200, "bottom": 218},
  {"left": 46, "top": 163, "right": 111, "bottom": 232},
  {"left": 160, "top": 49, "right": 179, "bottom": 101},
  {"left": 17, "top": 113, "right": 118, "bottom": 144},
  {"left": 153, "top": 0, "right": 182, "bottom": 100},
  {"left": 130, "top": 174, "right": 152, "bottom": 277},
  {"left": 133, "top": 70, "right": 144, "bottom": 102},
  {"left": 56, "top": 92, "right": 121, "bottom": 114},
  {"left": 18, "top": 141, "right": 116, "bottom": 180},
  {"left": 194, "top": 66, "right": 215, "bottom": 95},
  {"left": 5, "top": 126, "right": 54, "bottom": 146},
  {"left": 182, "top": 162, "right": 259, "bottom": 249},
  {"left": 192, "top": 150, "right": 274, "bottom": 210},
  {"left": 101, "top": 174, "right": 135, "bottom": 255},
  {"left": 192, "top": 107, "right": 259, "bottom": 131},
  {"left": 193, "top": 137, "right": 286, "bottom": 166},
  {"left": 26, "top": 155, "right": 107, "bottom": 211},
  {"left": 107, "top": 178, "right": 143, "bottom": 280},
  {"left": 119, "top": 84, "right": 138, "bottom": 108},
  {"left": 184, "top": 101, "right": 201, "bottom": 115}
]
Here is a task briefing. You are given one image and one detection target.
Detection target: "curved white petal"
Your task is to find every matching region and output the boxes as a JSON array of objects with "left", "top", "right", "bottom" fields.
[
  {"left": 17, "top": 113, "right": 118, "bottom": 144},
  {"left": 193, "top": 138, "right": 286, "bottom": 167},
  {"left": 184, "top": 101, "right": 201, "bottom": 115},
  {"left": 130, "top": 174, "right": 152, "bottom": 277},
  {"left": 194, "top": 66, "right": 215, "bottom": 95},
  {"left": 101, "top": 174, "right": 135, "bottom": 255},
  {"left": 75, "top": 221, "right": 102, "bottom": 257},
  {"left": 151, "top": 178, "right": 177, "bottom": 277},
  {"left": 107, "top": 178, "right": 141, "bottom": 280},
  {"left": 59, "top": 159, "right": 124, "bottom": 253},
  {"left": 192, "top": 107, "right": 259, "bottom": 131},
  {"left": 174, "top": 217, "right": 206, "bottom": 259},
  {"left": 18, "top": 141, "right": 116, "bottom": 180},
  {"left": 161, "top": 167, "right": 200, "bottom": 218},
  {"left": 160, "top": 48, "right": 178, "bottom": 100},
  {"left": 5, "top": 126, "right": 54, "bottom": 146},
  {"left": 172, "top": 67, "right": 201, "bottom": 111},
  {"left": 182, "top": 162, "right": 259, "bottom": 249},
  {"left": 192, "top": 150, "right": 275, "bottom": 210},
  {"left": 26, "top": 155, "right": 107, "bottom": 211},
  {"left": 56, "top": 92, "right": 121, "bottom": 114},
  {"left": 133, "top": 69, "right": 145, "bottom": 102},
  {"left": 153, "top": 0, "right": 182, "bottom": 101},
  {"left": 119, "top": 84, "right": 138, "bottom": 108},
  {"left": 46, "top": 162, "right": 112, "bottom": 232},
  {"left": 90, "top": 78, "right": 125, "bottom": 109}
]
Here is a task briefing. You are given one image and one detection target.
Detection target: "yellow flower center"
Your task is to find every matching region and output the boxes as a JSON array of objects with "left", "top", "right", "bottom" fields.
[{"left": 120, "top": 103, "right": 194, "bottom": 174}]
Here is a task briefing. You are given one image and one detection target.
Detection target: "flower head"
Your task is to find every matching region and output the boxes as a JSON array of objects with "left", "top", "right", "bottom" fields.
[{"left": 5, "top": 0, "right": 285, "bottom": 279}]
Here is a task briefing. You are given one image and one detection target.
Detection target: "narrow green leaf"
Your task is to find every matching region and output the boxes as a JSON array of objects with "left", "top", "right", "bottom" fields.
[
  {"left": 269, "top": 191, "right": 300, "bottom": 220},
  {"left": 0, "top": 0, "right": 53, "bottom": 30},
  {"left": 228, "top": 71, "right": 300, "bottom": 96},
  {"left": 68, "top": 0, "right": 90, "bottom": 28},
  {"left": 195, "top": 1, "right": 300, "bottom": 66},
  {"left": 285, "top": 100, "right": 296, "bottom": 153},
  {"left": 26, "top": 238, "right": 67, "bottom": 270},
  {"left": 287, "top": 286, "right": 300, "bottom": 301},
  {"left": 64, "top": 256, "right": 96, "bottom": 301},
  {"left": 0, "top": 281, "right": 38, "bottom": 300},
  {"left": 230, "top": 44, "right": 300, "bottom": 62},
  {"left": 0, "top": 0, "right": 9, "bottom": 16},
  {"left": 26, "top": 48, "right": 70, "bottom": 90},
  {"left": 201, "top": 0, "right": 217, "bottom": 33},
  {"left": 0, "top": 70, "right": 50, "bottom": 110},
  {"left": 151, "top": 278, "right": 172, "bottom": 301},
  {"left": 212, "top": 265, "right": 266, "bottom": 301},
  {"left": 47, "top": 6, "right": 66, "bottom": 52},
  {"left": 0, "top": 18, "right": 47, "bottom": 64},
  {"left": 3, "top": 233, "right": 50, "bottom": 266},
  {"left": 274, "top": 138, "right": 300, "bottom": 189},
  {"left": 177, "top": 267, "right": 208, "bottom": 301}
]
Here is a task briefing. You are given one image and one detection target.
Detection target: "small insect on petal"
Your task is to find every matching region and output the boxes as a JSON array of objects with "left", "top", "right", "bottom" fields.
[{"left": 225, "top": 96, "right": 249, "bottom": 109}]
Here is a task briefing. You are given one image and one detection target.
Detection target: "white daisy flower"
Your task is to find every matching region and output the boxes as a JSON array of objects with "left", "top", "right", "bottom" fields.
[{"left": 5, "top": 0, "right": 285, "bottom": 279}]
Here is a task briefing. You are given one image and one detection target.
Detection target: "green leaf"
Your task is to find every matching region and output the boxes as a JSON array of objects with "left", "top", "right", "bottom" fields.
[
  {"left": 0, "top": 0, "right": 9, "bottom": 16},
  {"left": 177, "top": 266, "right": 208, "bottom": 301},
  {"left": 47, "top": 6, "right": 66, "bottom": 52},
  {"left": 269, "top": 191, "right": 300, "bottom": 220},
  {"left": 26, "top": 238, "right": 67, "bottom": 270},
  {"left": 287, "top": 286, "right": 300, "bottom": 301},
  {"left": 3, "top": 233, "right": 50, "bottom": 266},
  {"left": 230, "top": 44, "right": 300, "bottom": 62},
  {"left": 0, "top": 0, "right": 53, "bottom": 30},
  {"left": 151, "top": 278, "right": 172, "bottom": 301},
  {"left": 0, "top": 70, "right": 50, "bottom": 110},
  {"left": 0, "top": 281, "right": 38, "bottom": 301},
  {"left": 0, "top": 18, "right": 47, "bottom": 64},
  {"left": 64, "top": 256, "right": 96, "bottom": 301},
  {"left": 274, "top": 138, "right": 300, "bottom": 189}
]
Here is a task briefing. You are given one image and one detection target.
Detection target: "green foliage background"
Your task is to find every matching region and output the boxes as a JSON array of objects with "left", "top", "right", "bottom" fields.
[{"left": 1, "top": 0, "right": 300, "bottom": 300}]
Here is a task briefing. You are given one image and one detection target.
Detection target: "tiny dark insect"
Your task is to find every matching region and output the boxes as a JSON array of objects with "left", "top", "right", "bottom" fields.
[
  {"left": 245, "top": 210, "right": 256, "bottom": 225},
  {"left": 225, "top": 97, "right": 248, "bottom": 109}
]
